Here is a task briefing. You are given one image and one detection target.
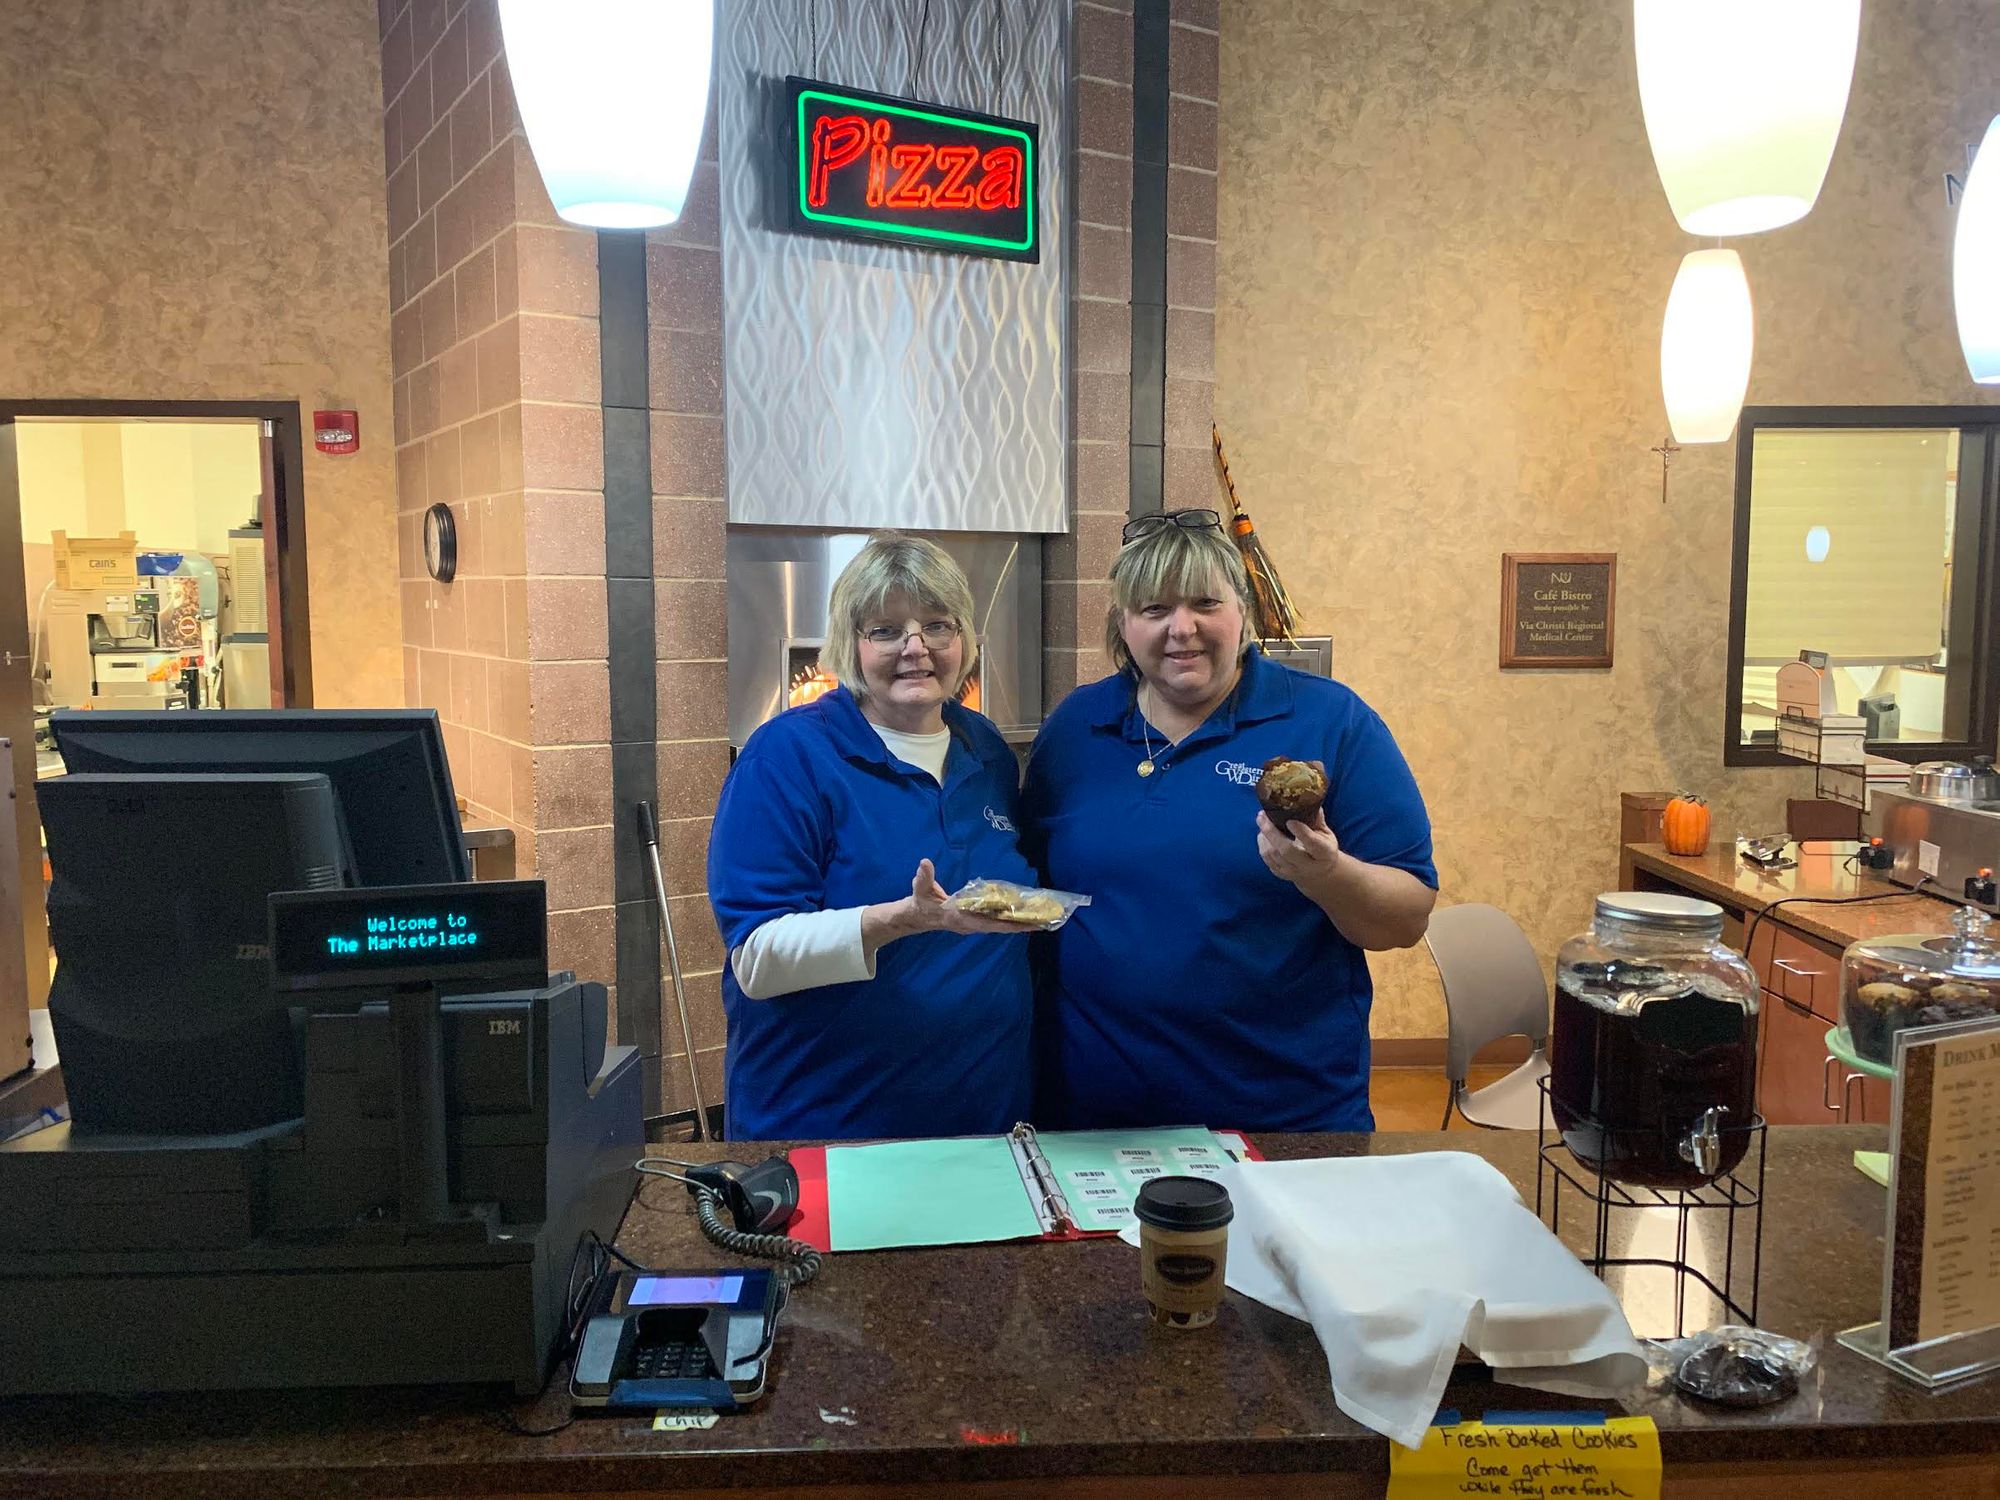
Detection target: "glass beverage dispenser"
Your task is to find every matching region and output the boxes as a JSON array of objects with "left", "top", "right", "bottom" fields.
[{"left": 1551, "top": 893, "right": 1760, "bottom": 1189}]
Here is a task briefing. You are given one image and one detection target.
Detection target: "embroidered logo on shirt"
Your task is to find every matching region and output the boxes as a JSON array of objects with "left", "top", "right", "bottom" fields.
[
  {"left": 1214, "top": 759, "right": 1264, "bottom": 787},
  {"left": 984, "top": 806, "right": 1017, "bottom": 833}
]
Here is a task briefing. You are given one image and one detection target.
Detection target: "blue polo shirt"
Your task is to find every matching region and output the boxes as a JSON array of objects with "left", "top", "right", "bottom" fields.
[
  {"left": 707, "top": 687, "right": 1035, "bottom": 1141},
  {"left": 1021, "top": 649, "right": 1436, "bottom": 1133}
]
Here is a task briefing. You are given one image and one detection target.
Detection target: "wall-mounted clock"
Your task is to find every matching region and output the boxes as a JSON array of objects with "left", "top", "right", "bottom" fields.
[{"left": 423, "top": 502, "right": 457, "bottom": 583}]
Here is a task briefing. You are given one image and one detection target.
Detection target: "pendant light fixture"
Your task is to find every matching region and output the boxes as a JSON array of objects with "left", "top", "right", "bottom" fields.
[
  {"left": 1634, "top": 0, "right": 1861, "bottom": 237},
  {"left": 499, "top": 0, "right": 714, "bottom": 230},
  {"left": 1957, "top": 114, "right": 2000, "bottom": 385},
  {"left": 1660, "top": 249, "right": 1755, "bottom": 444}
]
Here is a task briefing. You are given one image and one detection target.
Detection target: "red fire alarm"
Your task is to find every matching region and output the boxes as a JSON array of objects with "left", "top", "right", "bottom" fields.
[{"left": 313, "top": 409, "right": 360, "bottom": 454}]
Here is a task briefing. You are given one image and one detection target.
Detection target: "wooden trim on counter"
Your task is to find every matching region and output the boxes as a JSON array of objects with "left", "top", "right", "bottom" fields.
[{"left": 471, "top": 1456, "right": 2000, "bottom": 1499}]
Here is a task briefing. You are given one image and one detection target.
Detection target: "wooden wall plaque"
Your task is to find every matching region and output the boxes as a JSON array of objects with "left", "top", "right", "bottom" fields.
[{"left": 1500, "top": 553, "right": 1616, "bottom": 669}]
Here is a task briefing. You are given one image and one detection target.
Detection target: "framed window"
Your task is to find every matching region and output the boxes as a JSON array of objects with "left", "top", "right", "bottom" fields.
[{"left": 1725, "top": 407, "right": 2000, "bottom": 768}]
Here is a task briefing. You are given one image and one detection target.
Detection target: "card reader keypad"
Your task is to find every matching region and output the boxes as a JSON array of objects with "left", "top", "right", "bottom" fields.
[{"left": 631, "top": 1341, "right": 716, "bottom": 1381}]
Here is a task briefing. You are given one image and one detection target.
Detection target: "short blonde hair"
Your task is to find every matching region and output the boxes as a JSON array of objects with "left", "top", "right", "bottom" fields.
[
  {"left": 1103, "top": 522, "right": 1255, "bottom": 673},
  {"left": 821, "top": 533, "right": 981, "bottom": 700}
]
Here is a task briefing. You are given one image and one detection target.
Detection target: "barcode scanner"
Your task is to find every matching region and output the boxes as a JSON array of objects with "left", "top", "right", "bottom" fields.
[
  {"left": 643, "top": 1155, "right": 800, "bottom": 1233},
  {"left": 633, "top": 1154, "right": 819, "bottom": 1286}
]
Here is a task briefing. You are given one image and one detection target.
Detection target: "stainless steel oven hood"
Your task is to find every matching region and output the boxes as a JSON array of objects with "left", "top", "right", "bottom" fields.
[{"left": 725, "top": 528, "right": 1042, "bottom": 749}]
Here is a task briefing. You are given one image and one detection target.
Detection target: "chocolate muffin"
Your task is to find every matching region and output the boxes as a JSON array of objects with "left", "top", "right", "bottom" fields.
[{"left": 1258, "top": 757, "right": 1327, "bottom": 833}]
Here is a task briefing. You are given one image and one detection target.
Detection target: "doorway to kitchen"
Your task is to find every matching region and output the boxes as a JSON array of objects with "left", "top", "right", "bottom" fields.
[{"left": 0, "top": 399, "right": 313, "bottom": 1042}]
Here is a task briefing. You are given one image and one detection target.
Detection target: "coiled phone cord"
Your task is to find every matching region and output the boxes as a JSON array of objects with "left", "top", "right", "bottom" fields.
[
  {"left": 690, "top": 1186, "right": 823, "bottom": 1287},
  {"left": 632, "top": 1159, "right": 825, "bottom": 1287}
]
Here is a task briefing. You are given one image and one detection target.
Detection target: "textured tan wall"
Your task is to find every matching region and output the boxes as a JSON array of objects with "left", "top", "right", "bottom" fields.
[
  {"left": 1216, "top": 1, "right": 2000, "bottom": 1037},
  {"left": 0, "top": 0, "right": 402, "bottom": 709}
]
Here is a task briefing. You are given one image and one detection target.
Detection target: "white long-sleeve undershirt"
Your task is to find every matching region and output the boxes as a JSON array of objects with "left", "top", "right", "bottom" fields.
[{"left": 728, "top": 721, "right": 951, "bottom": 1000}]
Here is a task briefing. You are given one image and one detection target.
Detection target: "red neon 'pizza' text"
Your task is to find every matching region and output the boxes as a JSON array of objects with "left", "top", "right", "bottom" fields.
[{"left": 808, "top": 114, "right": 1025, "bottom": 214}]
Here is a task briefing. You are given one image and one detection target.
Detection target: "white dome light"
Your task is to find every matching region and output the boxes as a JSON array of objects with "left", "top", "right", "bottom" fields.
[
  {"left": 1634, "top": 0, "right": 1861, "bottom": 237},
  {"left": 1956, "top": 115, "right": 2000, "bottom": 385},
  {"left": 499, "top": 0, "right": 714, "bottom": 230},
  {"left": 1661, "top": 250, "right": 1756, "bottom": 444},
  {"left": 1805, "top": 525, "right": 1830, "bottom": 563}
]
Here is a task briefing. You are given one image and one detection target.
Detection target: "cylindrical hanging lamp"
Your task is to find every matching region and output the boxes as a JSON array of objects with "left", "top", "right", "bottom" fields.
[
  {"left": 1634, "top": 0, "right": 1861, "bottom": 237},
  {"left": 499, "top": 0, "right": 714, "bottom": 230},
  {"left": 1957, "top": 114, "right": 2000, "bottom": 385},
  {"left": 1661, "top": 249, "right": 1755, "bottom": 444}
]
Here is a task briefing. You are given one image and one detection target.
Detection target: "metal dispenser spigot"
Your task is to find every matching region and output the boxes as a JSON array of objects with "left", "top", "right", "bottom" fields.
[{"left": 1679, "top": 1106, "right": 1728, "bottom": 1179}]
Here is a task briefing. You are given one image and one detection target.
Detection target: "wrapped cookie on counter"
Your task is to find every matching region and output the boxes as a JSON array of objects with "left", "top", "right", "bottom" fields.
[{"left": 950, "top": 878, "right": 1091, "bottom": 931}]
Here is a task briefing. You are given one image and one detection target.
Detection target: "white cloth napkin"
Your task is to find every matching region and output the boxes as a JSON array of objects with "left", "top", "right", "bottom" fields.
[{"left": 1119, "top": 1152, "right": 1647, "bottom": 1447}]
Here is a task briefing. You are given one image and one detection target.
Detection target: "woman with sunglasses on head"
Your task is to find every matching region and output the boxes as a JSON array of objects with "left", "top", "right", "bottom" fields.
[
  {"left": 708, "top": 534, "right": 1037, "bottom": 1140},
  {"left": 1021, "top": 510, "right": 1437, "bottom": 1133}
]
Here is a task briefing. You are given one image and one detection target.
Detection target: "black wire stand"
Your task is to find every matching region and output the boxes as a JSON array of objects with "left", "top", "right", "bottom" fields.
[{"left": 1534, "top": 1077, "right": 1767, "bottom": 1339}]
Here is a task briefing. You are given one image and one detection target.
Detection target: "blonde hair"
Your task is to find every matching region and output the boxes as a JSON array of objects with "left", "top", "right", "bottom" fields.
[
  {"left": 1103, "top": 522, "right": 1254, "bottom": 673},
  {"left": 821, "top": 533, "right": 981, "bottom": 700}
]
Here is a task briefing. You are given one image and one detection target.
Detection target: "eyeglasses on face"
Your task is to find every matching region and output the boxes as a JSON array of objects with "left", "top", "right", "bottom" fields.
[
  {"left": 861, "top": 621, "right": 961, "bottom": 650},
  {"left": 1120, "top": 508, "right": 1223, "bottom": 544}
]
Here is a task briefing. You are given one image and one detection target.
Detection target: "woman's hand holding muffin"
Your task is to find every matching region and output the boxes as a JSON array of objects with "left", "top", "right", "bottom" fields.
[{"left": 1257, "top": 805, "right": 1343, "bottom": 890}]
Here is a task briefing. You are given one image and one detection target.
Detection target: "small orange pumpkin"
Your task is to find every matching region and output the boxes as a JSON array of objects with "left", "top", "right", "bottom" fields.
[{"left": 1661, "top": 793, "right": 1712, "bottom": 857}]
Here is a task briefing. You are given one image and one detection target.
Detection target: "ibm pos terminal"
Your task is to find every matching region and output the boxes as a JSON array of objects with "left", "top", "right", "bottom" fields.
[{"left": 0, "top": 710, "right": 643, "bottom": 1396}]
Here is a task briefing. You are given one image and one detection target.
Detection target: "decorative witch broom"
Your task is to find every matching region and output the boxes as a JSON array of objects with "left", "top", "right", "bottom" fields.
[{"left": 1212, "top": 423, "right": 1302, "bottom": 644}]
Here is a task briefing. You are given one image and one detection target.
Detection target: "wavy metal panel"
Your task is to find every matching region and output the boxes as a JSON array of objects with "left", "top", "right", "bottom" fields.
[{"left": 717, "top": 0, "right": 1070, "bottom": 533}]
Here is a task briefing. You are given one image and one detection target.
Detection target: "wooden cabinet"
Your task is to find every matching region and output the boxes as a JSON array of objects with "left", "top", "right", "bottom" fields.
[
  {"left": 1758, "top": 989, "right": 1838, "bottom": 1125},
  {"left": 1747, "top": 921, "right": 1842, "bottom": 1022},
  {"left": 1746, "top": 920, "right": 1850, "bottom": 1125}
]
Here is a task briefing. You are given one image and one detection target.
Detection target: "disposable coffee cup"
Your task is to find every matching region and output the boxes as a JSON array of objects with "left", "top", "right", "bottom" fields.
[{"left": 1133, "top": 1175, "right": 1233, "bottom": 1328}]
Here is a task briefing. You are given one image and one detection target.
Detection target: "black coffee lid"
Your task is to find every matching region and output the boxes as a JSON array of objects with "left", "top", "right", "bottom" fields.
[{"left": 1133, "top": 1175, "right": 1233, "bottom": 1230}]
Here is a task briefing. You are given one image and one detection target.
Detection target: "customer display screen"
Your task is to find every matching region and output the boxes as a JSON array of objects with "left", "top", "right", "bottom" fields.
[{"left": 269, "top": 881, "right": 547, "bottom": 991}]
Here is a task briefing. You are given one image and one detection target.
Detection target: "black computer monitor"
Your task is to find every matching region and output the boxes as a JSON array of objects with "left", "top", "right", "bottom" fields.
[
  {"left": 49, "top": 709, "right": 469, "bottom": 886},
  {"left": 41, "top": 773, "right": 346, "bottom": 1134}
]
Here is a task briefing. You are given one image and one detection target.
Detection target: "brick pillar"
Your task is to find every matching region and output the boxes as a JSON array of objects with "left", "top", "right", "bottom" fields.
[
  {"left": 1048, "top": 0, "right": 1218, "bottom": 711},
  {"left": 1164, "top": 1, "right": 1218, "bottom": 503},
  {"left": 383, "top": 0, "right": 618, "bottom": 1003},
  {"left": 646, "top": 117, "right": 730, "bottom": 1118},
  {"left": 1049, "top": 0, "right": 1138, "bottom": 711}
]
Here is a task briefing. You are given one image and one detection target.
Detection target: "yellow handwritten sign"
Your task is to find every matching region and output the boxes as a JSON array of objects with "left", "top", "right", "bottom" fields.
[{"left": 1389, "top": 1417, "right": 1660, "bottom": 1500}]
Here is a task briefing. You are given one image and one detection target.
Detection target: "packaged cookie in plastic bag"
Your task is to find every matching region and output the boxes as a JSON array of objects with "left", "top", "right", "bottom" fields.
[{"left": 950, "top": 878, "right": 1091, "bottom": 931}]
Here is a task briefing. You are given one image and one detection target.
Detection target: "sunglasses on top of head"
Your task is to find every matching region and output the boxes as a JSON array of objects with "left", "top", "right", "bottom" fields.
[{"left": 1120, "top": 508, "right": 1223, "bottom": 544}]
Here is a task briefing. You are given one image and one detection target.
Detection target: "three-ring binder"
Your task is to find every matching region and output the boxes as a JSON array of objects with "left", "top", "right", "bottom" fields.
[{"left": 1008, "top": 1121, "right": 1076, "bottom": 1235}]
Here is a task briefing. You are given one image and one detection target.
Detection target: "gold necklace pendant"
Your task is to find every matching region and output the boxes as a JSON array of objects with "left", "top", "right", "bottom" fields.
[{"left": 1137, "top": 759, "right": 1155, "bottom": 778}]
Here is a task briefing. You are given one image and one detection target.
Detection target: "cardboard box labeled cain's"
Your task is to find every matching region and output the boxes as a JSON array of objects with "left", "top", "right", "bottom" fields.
[{"left": 51, "top": 531, "right": 139, "bottom": 590}]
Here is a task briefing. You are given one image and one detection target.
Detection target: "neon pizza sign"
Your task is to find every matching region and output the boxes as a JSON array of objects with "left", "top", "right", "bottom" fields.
[{"left": 787, "top": 77, "right": 1039, "bottom": 262}]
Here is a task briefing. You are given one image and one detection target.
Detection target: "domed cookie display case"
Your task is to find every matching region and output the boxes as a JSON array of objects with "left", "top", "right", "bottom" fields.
[
  {"left": 1839, "top": 907, "right": 2000, "bottom": 1068},
  {"left": 1550, "top": 893, "right": 1761, "bottom": 1189}
]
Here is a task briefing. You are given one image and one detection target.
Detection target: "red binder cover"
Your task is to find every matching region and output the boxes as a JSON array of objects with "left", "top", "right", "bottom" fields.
[{"left": 781, "top": 1128, "right": 1262, "bottom": 1255}]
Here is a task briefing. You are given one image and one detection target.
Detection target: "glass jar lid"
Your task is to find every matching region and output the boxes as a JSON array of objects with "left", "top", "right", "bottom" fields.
[
  {"left": 1594, "top": 891, "right": 1725, "bottom": 937},
  {"left": 1849, "top": 906, "right": 2000, "bottom": 979}
]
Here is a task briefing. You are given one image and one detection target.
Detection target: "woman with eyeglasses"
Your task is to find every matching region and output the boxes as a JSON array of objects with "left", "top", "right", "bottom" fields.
[
  {"left": 707, "top": 534, "right": 1037, "bottom": 1139},
  {"left": 1021, "top": 510, "right": 1437, "bottom": 1133}
]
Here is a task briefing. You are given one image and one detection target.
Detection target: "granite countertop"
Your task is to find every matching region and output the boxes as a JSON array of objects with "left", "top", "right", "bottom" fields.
[
  {"left": 0, "top": 1128, "right": 1994, "bottom": 1498},
  {"left": 1625, "top": 841, "right": 1960, "bottom": 947}
]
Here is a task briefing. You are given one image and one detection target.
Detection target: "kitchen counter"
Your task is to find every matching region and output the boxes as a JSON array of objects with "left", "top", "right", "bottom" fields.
[
  {"left": 0, "top": 1128, "right": 1995, "bottom": 1498},
  {"left": 1622, "top": 841, "right": 1959, "bottom": 947}
]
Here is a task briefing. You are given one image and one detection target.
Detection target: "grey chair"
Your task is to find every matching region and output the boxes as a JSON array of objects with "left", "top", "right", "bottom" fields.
[{"left": 1422, "top": 903, "right": 1552, "bottom": 1130}]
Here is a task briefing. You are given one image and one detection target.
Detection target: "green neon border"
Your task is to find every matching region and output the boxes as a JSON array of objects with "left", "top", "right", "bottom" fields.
[{"left": 794, "top": 88, "right": 1037, "bottom": 254}]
